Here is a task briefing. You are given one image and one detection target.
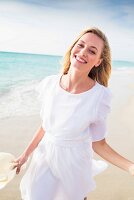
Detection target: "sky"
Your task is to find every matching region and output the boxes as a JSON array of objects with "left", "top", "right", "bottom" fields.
[{"left": 0, "top": 0, "right": 134, "bottom": 61}]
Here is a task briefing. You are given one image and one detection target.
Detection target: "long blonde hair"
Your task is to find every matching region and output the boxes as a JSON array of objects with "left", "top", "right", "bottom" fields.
[{"left": 61, "top": 27, "right": 111, "bottom": 87}]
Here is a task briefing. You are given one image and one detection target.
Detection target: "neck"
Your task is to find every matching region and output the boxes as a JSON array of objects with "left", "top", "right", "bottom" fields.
[
  {"left": 61, "top": 69, "right": 93, "bottom": 93},
  {"left": 67, "top": 70, "right": 88, "bottom": 87}
]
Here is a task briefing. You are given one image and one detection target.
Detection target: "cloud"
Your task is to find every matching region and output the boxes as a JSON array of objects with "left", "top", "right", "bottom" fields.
[{"left": 0, "top": 0, "right": 134, "bottom": 61}]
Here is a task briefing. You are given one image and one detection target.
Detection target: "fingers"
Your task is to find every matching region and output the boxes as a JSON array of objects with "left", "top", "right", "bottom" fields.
[
  {"left": 10, "top": 160, "right": 22, "bottom": 174},
  {"left": 10, "top": 161, "right": 17, "bottom": 169},
  {"left": 10, "top": 154, "right": 28, "bottom": 174},
  {"left": 15, "top": 162, "right": 22, "bottom": 175},
  {"left": 16, "top": 164, "right": 21, "bottom": 174}
]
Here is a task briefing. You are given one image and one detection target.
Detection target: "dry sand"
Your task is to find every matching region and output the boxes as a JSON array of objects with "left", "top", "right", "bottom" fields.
[
  {"left": 0, "top": 115, "right": 41, "bottom": 200},
  {"left": 0, "top": 71, "right": 134, "bottom": 200},
  {"left": 88, "top": 70, "right": 134, "bottom": 200}
]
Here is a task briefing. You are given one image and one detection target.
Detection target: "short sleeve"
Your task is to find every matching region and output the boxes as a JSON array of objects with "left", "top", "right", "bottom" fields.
[
  {"left": 90, "top": 87, "right": 112, "bottom": 142},
  {"left": 35, "top": 77, "right": 50, "bottom": 102},
  {"left": 35, "top": 76, "right": 51, "bottom": 119}
]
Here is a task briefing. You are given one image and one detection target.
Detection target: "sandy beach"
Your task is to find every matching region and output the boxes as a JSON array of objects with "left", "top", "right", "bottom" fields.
[{"left": 0, "top": 70, "right": 134, "bottom": 200}]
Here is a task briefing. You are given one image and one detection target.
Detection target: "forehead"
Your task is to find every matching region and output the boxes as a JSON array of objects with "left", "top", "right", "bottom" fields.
[{"left": 78, "top": 32, "right": 104, "bottom": 51}]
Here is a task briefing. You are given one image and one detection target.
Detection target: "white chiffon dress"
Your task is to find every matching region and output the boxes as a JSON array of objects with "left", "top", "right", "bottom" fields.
[{"left": 20, "top": 74, "right": 112, "bottom": 200}]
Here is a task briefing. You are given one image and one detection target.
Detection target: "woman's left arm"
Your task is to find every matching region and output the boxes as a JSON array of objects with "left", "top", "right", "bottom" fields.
[{"left": 92, "top": 139, "right": 134, "bottom": 175}]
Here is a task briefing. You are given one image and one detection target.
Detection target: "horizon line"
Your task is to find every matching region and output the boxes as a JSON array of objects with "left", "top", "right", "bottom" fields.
[{"left": 0, "top": 51, "right": 134, "bottom": 63}]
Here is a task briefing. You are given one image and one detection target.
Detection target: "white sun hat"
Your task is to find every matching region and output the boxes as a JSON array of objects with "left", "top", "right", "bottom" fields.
[{"left": 0, "top": 152, "right": 16, "bottom": 190}]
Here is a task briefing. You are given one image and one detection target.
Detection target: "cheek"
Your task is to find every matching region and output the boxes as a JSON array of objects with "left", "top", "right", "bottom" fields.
[
  {"left": 88, "top": 55, "right": 100, "bottom": 64},
  {"left": 71, "top": 46, "right": 78, "bottom": 55},
  {"left": 70, "top": 48, "right": 76, "bottom": 61}
]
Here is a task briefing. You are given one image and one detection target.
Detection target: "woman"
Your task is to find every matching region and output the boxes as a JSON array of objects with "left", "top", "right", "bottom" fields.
[{"left": 13, "top": 27, "right": 134, "bottom": 200}]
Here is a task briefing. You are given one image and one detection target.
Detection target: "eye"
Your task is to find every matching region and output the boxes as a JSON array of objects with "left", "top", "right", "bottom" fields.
[
  {"left": 88, "top": 49, "right": 96, "bottom": 55},
  {"left": 77, "top": 43, "right": 84, "bottom": 48}
]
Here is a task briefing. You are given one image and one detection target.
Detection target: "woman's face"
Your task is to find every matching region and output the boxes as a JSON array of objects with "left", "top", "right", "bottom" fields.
[{"left": 70, "top": 32, "right": 104, "bottom": 74}]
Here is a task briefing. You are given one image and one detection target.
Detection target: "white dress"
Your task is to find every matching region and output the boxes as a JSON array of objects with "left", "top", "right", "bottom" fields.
[{"left": 20, "top": 74, "right": 112, "bottom": 200}]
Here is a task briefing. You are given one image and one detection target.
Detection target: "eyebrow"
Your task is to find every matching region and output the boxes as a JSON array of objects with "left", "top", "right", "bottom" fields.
[{"left": 79, "top": 40, "right": 98, "bottom": 51}]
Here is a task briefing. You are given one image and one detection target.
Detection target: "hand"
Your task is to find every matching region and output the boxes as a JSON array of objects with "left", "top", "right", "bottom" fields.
[
  {"left": 128, "top": 164, "right": 134, "bottom": 176},
  {"left": 11, "top": 153, "right": 28, "bottom": 174}
]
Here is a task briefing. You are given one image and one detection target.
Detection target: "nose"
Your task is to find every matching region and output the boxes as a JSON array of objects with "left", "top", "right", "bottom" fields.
[{"left": 79, "top": 47, "right": 87, "bottom": 57}]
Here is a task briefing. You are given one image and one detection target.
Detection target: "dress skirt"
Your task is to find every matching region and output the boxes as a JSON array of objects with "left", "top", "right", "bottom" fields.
[{"left": 20, "top": 133, "right": 108, "bottom": 200}]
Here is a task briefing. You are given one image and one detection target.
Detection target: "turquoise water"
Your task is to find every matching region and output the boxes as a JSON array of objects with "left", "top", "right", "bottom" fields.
[
  {"left": 0, "top": 51, "right": 62, "bottom": 94},
  {"left": 0, "top": 51, "right": 134, "bottom": 119},
  {"left": 112, "top": 60, "right": 134, "bottom": 69}
]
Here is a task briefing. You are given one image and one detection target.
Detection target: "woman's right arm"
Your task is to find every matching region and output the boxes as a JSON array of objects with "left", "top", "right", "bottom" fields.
[
  {"left": 23, "top": 126, "right": 45, "bottom": 158},
  {"left": 13, "top": 126, "right": 45, "bottom": 174}
]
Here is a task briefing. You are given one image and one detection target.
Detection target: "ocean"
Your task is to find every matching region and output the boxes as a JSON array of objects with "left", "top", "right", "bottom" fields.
[{"left": 0, "top": 51, "right": 134, "bottom": 119}]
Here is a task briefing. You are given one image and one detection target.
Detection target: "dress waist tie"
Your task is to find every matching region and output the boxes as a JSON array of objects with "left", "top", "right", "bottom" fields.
[{"left": 44, "top": 133, "right": 92, "bottom": 148}]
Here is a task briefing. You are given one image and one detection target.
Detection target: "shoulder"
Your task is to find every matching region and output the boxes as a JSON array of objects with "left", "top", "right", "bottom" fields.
[
  {"left": 95, "top": 83, "right": 112, "bottom": 119},
  {"left": 35, "top": 74, "right": 60, "bottom": 95},
  {"left": 41, "top": 74, "right": 59, "bottom": 85},
  {"left": 95, "top": 83, "right": 113, "bottom": 114},
  {"left": 39, "top": 74, "right": 60, "bottom": 89},
  {"left": 96, "top": 82, "right": 113, "bottom": 100}
]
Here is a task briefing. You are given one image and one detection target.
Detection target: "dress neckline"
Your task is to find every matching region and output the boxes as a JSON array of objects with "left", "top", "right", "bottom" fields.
[{"left": 57, "top": 74, "right": 98, "bottom": 96}]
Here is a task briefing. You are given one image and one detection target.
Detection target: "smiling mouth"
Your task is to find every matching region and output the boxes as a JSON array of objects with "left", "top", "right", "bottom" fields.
[{"left": 75, "top": 55, "right": 87, "bottom": 64}]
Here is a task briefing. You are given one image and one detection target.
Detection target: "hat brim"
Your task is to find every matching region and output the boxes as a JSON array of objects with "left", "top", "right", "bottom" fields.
[{"left": 0, "top": 152, "right": 16, "bottom": 189}]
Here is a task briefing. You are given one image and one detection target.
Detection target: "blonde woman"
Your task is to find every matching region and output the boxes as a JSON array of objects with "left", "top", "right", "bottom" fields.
[{"left": 13, "top": 27, "right": 134, "bottom": 200}]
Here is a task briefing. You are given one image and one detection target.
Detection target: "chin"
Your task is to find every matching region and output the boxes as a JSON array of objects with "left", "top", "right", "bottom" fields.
[{"left": 70, "top": 64, "right": 83, "bottom": 73}]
